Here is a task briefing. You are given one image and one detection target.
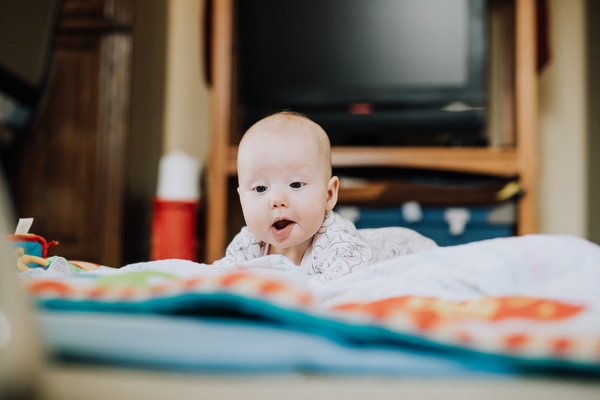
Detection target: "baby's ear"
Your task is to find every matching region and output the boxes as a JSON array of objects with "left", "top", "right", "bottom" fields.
[{"left": 325, "top": 176, "right": 339, "bottom": 212}]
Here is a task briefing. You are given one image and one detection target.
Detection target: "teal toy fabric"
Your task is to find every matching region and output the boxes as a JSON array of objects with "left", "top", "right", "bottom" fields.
[{"left": 5, "top": 234, "right": 58, "bottom": 269}]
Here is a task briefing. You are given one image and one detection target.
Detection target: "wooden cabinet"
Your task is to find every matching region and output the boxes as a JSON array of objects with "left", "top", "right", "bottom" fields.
[
  {"left": 204, "top": 0, "right": 538, "bottom": 263},
  {"left": 15, "top": 0, "right": 134, "bottom": 267}
]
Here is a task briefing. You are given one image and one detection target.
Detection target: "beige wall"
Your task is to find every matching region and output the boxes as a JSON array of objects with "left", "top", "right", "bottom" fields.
[
  {"left": 163, "top": 0, "right": 211, "bottom": 165},
  {"left": 128, "top": 0, "right": 211, "bottom": 261},
  {"left": 538, "top": 0, "right": 587, "bottom": 237}
]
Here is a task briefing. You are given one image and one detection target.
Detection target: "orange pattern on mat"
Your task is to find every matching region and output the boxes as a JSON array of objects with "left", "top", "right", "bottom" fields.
[{"left": 334, "top": 296, "right": 584, "bottom": 329}]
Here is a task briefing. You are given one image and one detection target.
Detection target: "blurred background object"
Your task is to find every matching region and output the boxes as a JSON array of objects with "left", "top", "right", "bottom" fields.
[
  {"left": 0, "top": 0, "right": 63, "bottom": 180},
  {"left": 0, "top": 169, "right": 43, "bottom": 400}
]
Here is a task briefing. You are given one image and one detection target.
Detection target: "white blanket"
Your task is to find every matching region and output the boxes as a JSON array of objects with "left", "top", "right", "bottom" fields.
[{"left": 311, "top": 234, "right": 600, "bottom": 308}]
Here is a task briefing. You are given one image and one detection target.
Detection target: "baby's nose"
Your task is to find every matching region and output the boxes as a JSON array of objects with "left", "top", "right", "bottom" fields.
[{"left": 269, "top": 191, "right": 288, "bottom": 208}]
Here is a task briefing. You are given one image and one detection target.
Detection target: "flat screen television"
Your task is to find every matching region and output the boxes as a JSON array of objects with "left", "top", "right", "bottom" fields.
[{"left": 237, "top": 0, "right": 489, "bottom": 146}]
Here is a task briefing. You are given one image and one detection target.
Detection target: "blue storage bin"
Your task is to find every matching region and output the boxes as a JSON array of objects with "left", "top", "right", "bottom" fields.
[{"left": 336, "top": 202, "right": 516, "bottom": 247}]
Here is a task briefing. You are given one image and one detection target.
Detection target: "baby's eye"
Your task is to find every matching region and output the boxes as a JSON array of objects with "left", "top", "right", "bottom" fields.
[
  {"left": 290, "top": 182, "right": 304, "bottom": 189},
  {"left": 254, "top": 186, "right": 267, "bottom": 193}
]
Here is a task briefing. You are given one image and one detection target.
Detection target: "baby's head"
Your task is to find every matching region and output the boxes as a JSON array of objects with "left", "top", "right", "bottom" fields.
[{"left": 237, "top": 111, "right": 339, "bottom": 262}]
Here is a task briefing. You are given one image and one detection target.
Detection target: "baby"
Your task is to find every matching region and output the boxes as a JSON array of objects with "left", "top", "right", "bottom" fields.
[{"left": 214, "top": 111, "right": 437, "bottom": 284}]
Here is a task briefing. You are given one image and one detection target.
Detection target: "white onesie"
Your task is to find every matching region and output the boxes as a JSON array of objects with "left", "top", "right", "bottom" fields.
[{"left": 213, "top": 211, "right": 438, "bottom": 285}]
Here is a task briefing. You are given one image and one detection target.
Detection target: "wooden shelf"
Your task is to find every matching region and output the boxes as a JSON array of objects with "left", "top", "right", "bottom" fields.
[
  {"left": 226, "top": 145, "right": 518, "bottom": 177},
  {"left": 332, "top": 146, "right": 518, "bottom": 176},
  {"left": 206, "top": 0, "right": 538, "bottom": 263}
]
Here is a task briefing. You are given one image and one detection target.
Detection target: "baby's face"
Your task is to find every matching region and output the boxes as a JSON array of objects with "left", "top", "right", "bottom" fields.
[{"left": 237, "top": 132, "right": 338, "bottom": 257}]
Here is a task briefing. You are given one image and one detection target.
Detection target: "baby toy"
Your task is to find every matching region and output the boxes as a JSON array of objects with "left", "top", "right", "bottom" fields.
[
  {"left": 13, "top": 247, "right": 99, "bottom": 273},
  {"left": 5, "top": 218, "right": 102, "bottom": 273}
]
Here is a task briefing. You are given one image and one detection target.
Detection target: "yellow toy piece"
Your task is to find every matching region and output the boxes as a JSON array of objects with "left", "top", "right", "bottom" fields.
[{"left": 13, "top": 247, "right": 100, "bottom": 273}]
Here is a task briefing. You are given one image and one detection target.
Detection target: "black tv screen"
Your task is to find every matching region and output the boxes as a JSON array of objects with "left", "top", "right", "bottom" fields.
[{"left": 237, "top": 0, "right": 488, "bottom": 145}]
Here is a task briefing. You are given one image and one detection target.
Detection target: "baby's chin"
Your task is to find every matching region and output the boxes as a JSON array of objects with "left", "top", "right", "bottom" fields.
[{"left": 266, "top": 230, "right": 314, "bottom": 252}]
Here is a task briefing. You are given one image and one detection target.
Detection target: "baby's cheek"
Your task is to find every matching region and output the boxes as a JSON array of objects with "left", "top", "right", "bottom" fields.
[
  {"left": 240, "top": 198, "right": 260, "bottom": 224},
  {"left": 242, "top": 201, "right": 259, "bottom": 219},
  {"left": 300, "top": 205, "right": 326, "bottom": 232},
  {"left": 244, "top": 214, "right": 266, "bottom": 242}
]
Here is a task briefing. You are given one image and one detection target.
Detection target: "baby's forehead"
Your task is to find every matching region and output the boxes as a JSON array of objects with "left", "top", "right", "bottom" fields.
[
  {"left": 244, "top": 115, "right": 327, "bottom": 150},
  {"left": 237, "top": 138, "right": 323, "bottom": 184},
  {"left": 239, "top": 131, "right": 322, "bottom": 164},
  {"left": 238, "top": 113, "right": 332, "bottom": 175}
]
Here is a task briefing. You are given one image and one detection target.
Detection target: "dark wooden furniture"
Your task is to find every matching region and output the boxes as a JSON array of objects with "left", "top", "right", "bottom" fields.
[{"left": 15, "top": 0, "right": 134, "bottom": 267}]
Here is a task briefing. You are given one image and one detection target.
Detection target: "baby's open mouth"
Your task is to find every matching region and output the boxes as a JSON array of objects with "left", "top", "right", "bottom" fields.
[{"left": 273, "top": 219, "right": 293, "bottom": 230}]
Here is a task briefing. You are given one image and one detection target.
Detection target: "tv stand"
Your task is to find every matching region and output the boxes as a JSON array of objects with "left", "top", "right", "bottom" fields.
[{"left": 204, "top": 0, "right": 538, "bottom": 263}]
